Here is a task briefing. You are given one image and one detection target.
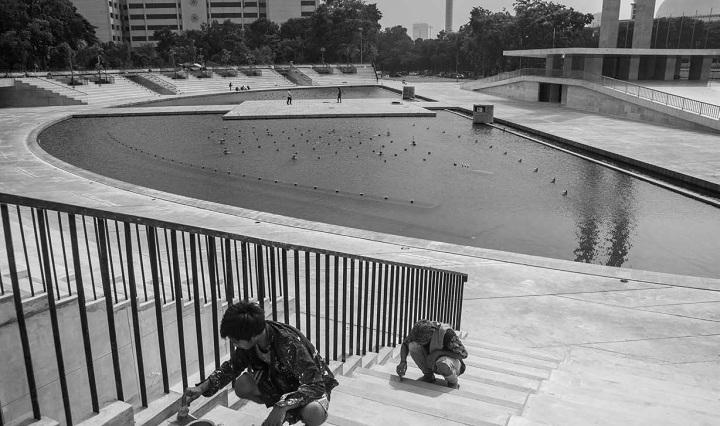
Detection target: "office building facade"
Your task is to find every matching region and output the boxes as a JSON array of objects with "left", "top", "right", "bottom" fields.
[
  {"left": 72, "top": 0, "right": 318, "bottom": 46},
  {"left": 412, "top": 23, "right": 431, "bottom": 40}
]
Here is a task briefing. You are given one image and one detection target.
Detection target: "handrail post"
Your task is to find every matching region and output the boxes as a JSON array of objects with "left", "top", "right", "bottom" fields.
[{"left": 1, "top": 204, "right": 41, "bottom": 420}]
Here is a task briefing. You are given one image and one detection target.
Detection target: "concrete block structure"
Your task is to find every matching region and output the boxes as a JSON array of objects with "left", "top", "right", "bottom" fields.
[{"left": 505, "top": 0, "right": 719, "bottom": 82}]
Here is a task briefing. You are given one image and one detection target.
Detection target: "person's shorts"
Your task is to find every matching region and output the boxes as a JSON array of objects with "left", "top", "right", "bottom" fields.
[
  {"left": 285, "top": 393, "right": 330, "bottom": 425},
  {"left": 433, "top": 356, "right": 461, "bottom": 377}
]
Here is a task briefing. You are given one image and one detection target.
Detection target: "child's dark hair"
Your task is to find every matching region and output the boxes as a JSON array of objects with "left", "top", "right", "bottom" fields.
[{"left": 220, "top": 301, "right": 266, "bottom": 340}]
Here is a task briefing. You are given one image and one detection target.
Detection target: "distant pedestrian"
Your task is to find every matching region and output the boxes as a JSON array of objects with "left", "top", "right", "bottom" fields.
[
  {"left": 287, "top": 90, "right": 293, "bottom": 105},
  {"left": 336, "top": 87, "right": 342, "bottom": 103},
  {"left": 229, "top": 82, "right": 233, "bottom": 91},
  {"left": 235, "top": 86, "right": 239, "bottom": 92}
]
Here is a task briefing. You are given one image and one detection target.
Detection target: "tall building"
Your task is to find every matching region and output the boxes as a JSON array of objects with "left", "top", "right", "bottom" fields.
[
  {"left": 412, "top": 23, "right": 431, "bottom": 40},
  {"left": 445, "top": 0, "right": 453, "bottom": 33},
  {"left": 73, "top": 0, "right": 319, "bottom": 46},
  {"left": 70, "top": 0, "right": 127, "bottom": 44}
]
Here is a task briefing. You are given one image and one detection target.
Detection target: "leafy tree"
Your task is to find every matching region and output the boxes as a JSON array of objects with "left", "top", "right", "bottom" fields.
[{"left": 0, "top": 0, "right": 96, "bottom": 70}]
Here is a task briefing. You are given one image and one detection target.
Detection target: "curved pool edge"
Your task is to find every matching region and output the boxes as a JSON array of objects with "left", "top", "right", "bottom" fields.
[{"left": 26, "top": 110, "right": 720, "bottom": 290}]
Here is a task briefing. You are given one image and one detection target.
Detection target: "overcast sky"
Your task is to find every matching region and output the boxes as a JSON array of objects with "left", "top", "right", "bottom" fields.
[{"left": 371, "top": 1, "right": 665, "bottom": 36}]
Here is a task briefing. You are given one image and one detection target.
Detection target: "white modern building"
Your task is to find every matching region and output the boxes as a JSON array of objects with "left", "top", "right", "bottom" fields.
[{"left": 412, "top": 23, "right": 431, "bottom": 40}]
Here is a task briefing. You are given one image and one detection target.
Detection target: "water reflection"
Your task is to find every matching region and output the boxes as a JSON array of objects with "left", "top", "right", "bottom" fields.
[
  {"left": 573, "top": 168, "right": 636, "bottom": 267},
  {"left": 605, "top": 173, "right": 636, "bottom": 267}
]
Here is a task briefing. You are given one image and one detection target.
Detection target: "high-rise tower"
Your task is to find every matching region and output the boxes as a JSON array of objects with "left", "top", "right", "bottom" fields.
[{"left": 445, "top": 0, "right": 453, "bottom": 33}]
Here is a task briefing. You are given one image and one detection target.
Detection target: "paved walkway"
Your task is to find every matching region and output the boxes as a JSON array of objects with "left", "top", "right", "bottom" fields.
[{"left": 1, "top": 83, "right": 719, "bottom": 422}]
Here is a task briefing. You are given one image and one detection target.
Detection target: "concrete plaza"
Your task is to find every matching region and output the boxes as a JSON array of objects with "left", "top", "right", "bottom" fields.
[{"left": 1, "top": 82, "right": 719, "bottom": 423}]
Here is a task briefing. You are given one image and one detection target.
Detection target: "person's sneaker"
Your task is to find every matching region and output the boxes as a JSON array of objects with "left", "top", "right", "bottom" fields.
[
  {"left": 446, "top": 381, "right": 459, "bottom": 389},
  {"left": 419, "top": 373, "right": 436, "bottom": 383}
]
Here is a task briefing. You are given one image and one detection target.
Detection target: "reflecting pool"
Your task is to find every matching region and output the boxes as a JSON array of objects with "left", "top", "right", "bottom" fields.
[{"left": 39, "top": 111, "right": 720, "bottom": 278}]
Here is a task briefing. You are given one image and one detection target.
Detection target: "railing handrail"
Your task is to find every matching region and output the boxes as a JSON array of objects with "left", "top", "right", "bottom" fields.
[
  {"left": 474, "top": 67, "right": 720, "bottom": 120},
  {"left": 0, "top": 191, "right": 467, "bottom": 277}
]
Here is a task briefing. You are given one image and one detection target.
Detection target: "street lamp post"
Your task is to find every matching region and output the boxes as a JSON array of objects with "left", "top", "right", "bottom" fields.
[
  {"left": 358, "top": 27, "right": 363, "bottom": 64},
  {"left": 320, "top": 47, "right": 325, "bottom": 64}
]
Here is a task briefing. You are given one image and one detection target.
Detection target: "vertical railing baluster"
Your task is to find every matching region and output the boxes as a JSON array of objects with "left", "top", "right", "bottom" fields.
[
  {"left": 369, "top": 262, "right": 377, "bottom": 352},
  {"left": 15, "top": 206, "right": 35, "bottom": 296},
  {"left": 122, "top": 221, "right": 146, "bottom": 407},
  {"left": 163, "top": 229, "right": 174, "bottom": 300},
  {"left": 362, "top": 261, "right": 370, "bottom": 354},
  {"left": 457, "top": 276, "right": 466, "bottom": 330},
  {"left": 294, "top": 249, "right": 301, "bottom": 329},
  {"left": 199, "top": 240, "right": 208, "bottom": 303},
  {"left": 95, "top": 217, "right": 124, "bottom": 405},
  {"left": 388, "top": 265, "right": 395, "bottom": 346},
  {"left": 315, "top": 253, "right": 321, "bottom": 356},
  {"left": 171, "top": 231, "right": 188, "bottom": 389},
  {"left": 190, "top": 234, "right": 205, "bottom": 382},
  {"left": 324, "top": 254, "right": 330, "bottom": 362},
  {"left": 207, "top": 237, "right": 221, "bottom": 370},
  {"left": 304, "top": 252, "right": 310, "bottom": 342},
  {"left": 269, "top": 246, "right": 278, "bottom": 321},
  {"left": 2, "top": 204, "right": 40, "bottom": 420},
  {"left": 30, "top": 210, "right": 46, "bottom": 292},
  {"left": 333, "top": 256, "right": 339, "bottom": 360},
  {"left": 401, "top": 267, "right": 410, "bottom": 338},
  {"left": 282, "top": 249, "right": 290, "bottom": 324},
  {"left": 411, "top": 269, "right": 419, "bottom": 327},
  {"left": 56, "top": 213, "right": 72, "bottom": 297},
  {"left": 135, "top": 225, "right": 147, "bottom": 301},
  {"left": 355, "top": 261, "right": 363, "bottom": 355},
  {"left": 104, "top": 223, "right": 118, "bottom": 303},
  {"left": 155, "top": 231, "right": 167, "bottom": 303},
  {"left": 392, "top": 265, "right": 401, "bottom": 345},
  {"left": 44, "top": 213, "right": 60, "bottom": 299},
  {"left": 371, "top": 262, "right": 379, "bottom": 352},
  {"left": 114, "top": 221, "right": 128, "bottom": 300},
  {"left": 255, "top": 244, "right": 265, "bottom": 309},
  {"left": 233, "top": 241, "right": 241, "bottom": 301},
  {"left": 82, "top": 216, "right": 96, "bottom": 299},
  {"left": 147, "top": 226, "right": 169, "bottom": 393},
  {"left": 183, "top": 233, "right": 191, "bottom": 300},
  {"left": 381, "top": 263, "right": 389, "bottom": 347},
  {"left": 430, "top": 270, "right": 438, "bottom": 321},
  {"left": 241, "top": 242, "right": 250, "bottom": 301},
  {"left": 341, "top": 257, "right": 347, "bottom": 360},
  {"left": 247, "top": 243, "right": 255, "bottom": 299},
  {"left": 348, "top": 259, "right": 355, "bottom": 355},
  {"left": 224, "top": 239, "right": 234, "bottom": 304}
]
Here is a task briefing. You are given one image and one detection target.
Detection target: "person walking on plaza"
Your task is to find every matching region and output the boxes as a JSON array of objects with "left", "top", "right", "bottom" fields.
[
  {"left": 396, "top": 319, "right": 467, "bottom": 388},
  {"left": 287, "top": 89, "right": 293, "bottom": 105},
  {"left": 336, "top": 87, "right": 342, "bottom": 103},
  {"left": 182, "top": 301, "right": 338, "bottom": 425}
]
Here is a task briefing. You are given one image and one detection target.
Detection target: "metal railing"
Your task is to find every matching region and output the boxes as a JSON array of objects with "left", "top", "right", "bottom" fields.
[
  {"left": 470, "top": 68, "right": 720, "bottom": 120},
  {"left": 0, "top": 192, "right": 467, "bottom": 425}
]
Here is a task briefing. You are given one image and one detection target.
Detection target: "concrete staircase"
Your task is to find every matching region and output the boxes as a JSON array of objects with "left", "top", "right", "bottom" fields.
[
  {"left": 118, "top": 337, "right": 562, "bottom": 426},
  {"left": 152, "top": 70, "right": 293, "bottom": 96},
  {"left": 295, "top": 66, "right": 378, "bottom": 86},
  {"left": 17, "top": 75, "right": 162, "bottom": 106}
]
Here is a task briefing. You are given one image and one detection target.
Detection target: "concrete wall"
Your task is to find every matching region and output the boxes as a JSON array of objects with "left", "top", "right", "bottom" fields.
[
  {"left": 563, "top": 85, "right": 713, "bottom": 132},
  {"left": 479, "top": 81, "right": 539, "bottom": 102},
  {"left": 0, "top": 293, "right": 230, "bottom": 425},
  {"left": 0, "top": 83, "right": 84, "bottom": 108},
  {"left": 631, "top": 0, "right": 657, "bottom": 48}
]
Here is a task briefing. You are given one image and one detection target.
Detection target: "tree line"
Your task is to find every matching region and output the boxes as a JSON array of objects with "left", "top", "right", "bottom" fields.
[{"left": 1, "top": 0, "right": 718, "bottom": 75}]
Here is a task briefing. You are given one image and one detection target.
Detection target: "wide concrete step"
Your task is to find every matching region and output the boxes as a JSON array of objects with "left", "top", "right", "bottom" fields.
[
  {"left": 522, "top": 392, "right": 720, "bottom": 426},
  {"left": 357, "top": 367, "right": 525, "bottom": 411},
  {"left": 328, "top": 388, "right": 470, "bottom": 425},
  {"left": 462, "top": 338, "right": 564, "bottom": 363},
  {"left": 370, "top": 361, "right": 529, "bottom": 407},
  {"left": 335, "top": 374, "right": 509, "bottom": 426},
  {"left": 386, "top": 346, "right": 543, "bottom": 392},
  {"left": 464, "top": 356, "right": 551, "bottom": 381},
  {"left": 544, "top": 370, "right": 720, "bottom": 417}
]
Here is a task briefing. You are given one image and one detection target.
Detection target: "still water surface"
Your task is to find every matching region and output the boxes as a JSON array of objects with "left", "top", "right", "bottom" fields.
[{"left": 39, "top": 111, "right": 720, "bottom": 278}]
